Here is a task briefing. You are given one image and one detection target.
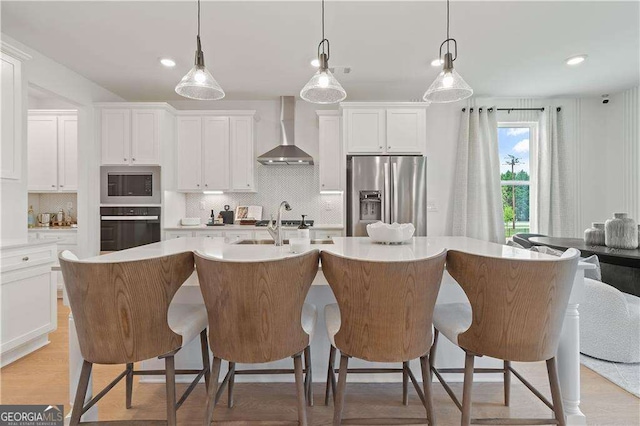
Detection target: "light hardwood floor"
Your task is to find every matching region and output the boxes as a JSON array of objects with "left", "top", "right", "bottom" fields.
[{"left": 1, "top": 301, "right": 638, "bottom": 425}]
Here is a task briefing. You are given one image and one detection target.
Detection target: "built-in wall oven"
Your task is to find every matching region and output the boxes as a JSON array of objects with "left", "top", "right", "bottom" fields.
[
  {"left": 100, "top": 166, "right": 161, "bottom": 205},
  {"left": 100, "top": 207, "right": 161, "bottom": 252}
]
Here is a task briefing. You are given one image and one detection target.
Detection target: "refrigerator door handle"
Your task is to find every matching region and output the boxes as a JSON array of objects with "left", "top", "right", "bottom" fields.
[
  {"left": 383, "top": 161, "right": 391, "bottom": 224},
  {"left": 392, "top": 162, "right": 398, "bottom": 223}
]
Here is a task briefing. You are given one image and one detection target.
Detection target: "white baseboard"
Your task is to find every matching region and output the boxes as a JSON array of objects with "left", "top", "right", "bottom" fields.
[{"left": 0, "top": 335, "right": 50, "bottom": 367}]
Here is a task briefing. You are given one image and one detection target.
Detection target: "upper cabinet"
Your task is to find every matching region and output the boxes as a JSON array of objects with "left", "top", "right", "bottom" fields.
[
  {"left": 100, "top": 106, "right": 162, "bottom": 166},
  {"left": 27, "top": 111, "right": 78, "bottom": 192},
  {"left": 1, "top": 43, "right": 31, "bottom": 180},
  {"left": 317, "top": 111, "right": 342, "bottom": 192},
  {"left": 176, "top": 112, "right": 255, "bottom": 192},
  {"left": 341, "top": 103, "right": 428, "bottom": 155}
]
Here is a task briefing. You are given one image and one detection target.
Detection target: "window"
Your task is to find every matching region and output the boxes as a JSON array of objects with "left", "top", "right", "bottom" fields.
[{"left": 498, "top": 123, "right": 537, "bottom": 239}]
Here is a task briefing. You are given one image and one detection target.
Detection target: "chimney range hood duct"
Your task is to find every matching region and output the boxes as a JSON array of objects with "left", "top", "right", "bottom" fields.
[{"left": 257, "top": 96, "right": 314, "bottom": 165}]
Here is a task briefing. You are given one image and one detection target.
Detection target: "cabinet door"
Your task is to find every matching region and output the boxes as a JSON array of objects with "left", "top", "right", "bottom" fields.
[
  {"left": 344, "top": 109, "right": 385, "bottom": 153},
  {"left": 386, "top": 109, "right": 425, "bottom": 153},
  {"left": 27, "top": 116, "right": 59, "bottom": 191},
  {"left": 131, "top": 109, "right": 160, "bottom": 165},
  {"left": 319, "top": 116, "right": 342, "bottom": 191},
  {"left": 229, "top": 116, "right": 254, "bottom": 191},
  {"left": 164, "top": 231, "right": 193, "bottom": 240},
  {"left": 1, "top": 53, "right": 22, "bottom": 180},
  {"left": 57, "top": 116, "right": 78, "bottom": 191},
  {"left": 176, "top": 117, "right": 203, "bottom": 191},
  {"left": 202, "top": 117, "right": 230, "bottom": 190},
  {"left": 101, "top": 109, "right": 131, "bottom": 165}
]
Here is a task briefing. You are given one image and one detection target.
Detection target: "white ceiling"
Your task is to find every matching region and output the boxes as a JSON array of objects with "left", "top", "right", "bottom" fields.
[{"left": 2, "top": 1, "right": 638, "bottom": 102}]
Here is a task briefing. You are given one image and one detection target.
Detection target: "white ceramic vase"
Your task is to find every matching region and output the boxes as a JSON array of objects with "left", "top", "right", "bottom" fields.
[
  {"left": 604, "top": 213, "right": 638, "bottom": 249},
  {"left": 584, "top": 222, "right": 606, "bottom": 246}
]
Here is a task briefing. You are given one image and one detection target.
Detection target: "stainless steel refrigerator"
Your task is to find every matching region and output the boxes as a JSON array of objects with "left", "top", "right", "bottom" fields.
[{"left": 347, "top": 156, "right": 427, "bottom": 237}]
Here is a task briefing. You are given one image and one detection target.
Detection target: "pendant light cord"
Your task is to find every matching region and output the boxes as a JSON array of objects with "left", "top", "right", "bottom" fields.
[
  {"left": 446, "top": 0, "right": 450, "bottom": 54},
  {"left": 197, "top": 0, "right": 201, "bottom": 38},
  {"left": 322, "top": 0, "right": 325, "bottom": 42}
]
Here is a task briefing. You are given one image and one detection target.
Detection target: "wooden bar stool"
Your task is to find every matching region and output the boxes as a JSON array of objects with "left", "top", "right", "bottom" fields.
[
  {"left": 430, "top": 249, "right": 580, "bottom": 426},
  {"left": 321, "top": 250, "right": 447, "bottom": 426},
  {"left": 59, "top": 250, "right": 211, "bottom": 426},
  {"left": 194, "top": 250, "right": 320, "bottom": 426}
]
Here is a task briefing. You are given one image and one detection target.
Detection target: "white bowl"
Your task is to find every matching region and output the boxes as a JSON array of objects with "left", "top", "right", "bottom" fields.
[
  {"left": 366, "top": 222, "right": 415, "bottom": 244},
  {"left": 181, "top": 217, "right": 201, "bottom": 226}
]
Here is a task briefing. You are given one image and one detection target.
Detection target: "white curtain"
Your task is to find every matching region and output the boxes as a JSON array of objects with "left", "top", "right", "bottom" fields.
[
  {"left": 452, "top": 107, "right": 505, "bottom": 243},
  {"left": 534, "top": 107, "right": 573, "bottom": 236}
]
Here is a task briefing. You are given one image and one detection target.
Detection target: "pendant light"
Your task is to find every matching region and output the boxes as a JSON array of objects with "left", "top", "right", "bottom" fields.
[
  {"left": 175, "top": 0, "right": 225, "bottom": 100},
  {"left": 300, "top": 0, "right": 347, "bottom": 104},
  {"left": 423, "top": 0, "right": 473, "bottom": 103}
]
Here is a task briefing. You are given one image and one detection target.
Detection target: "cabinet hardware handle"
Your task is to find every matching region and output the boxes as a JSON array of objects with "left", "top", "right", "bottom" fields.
[
  {"left": 124, "top": 158, "right": 127, "bottom": 161},
  {"left": 205, "top": 184, "right": 208, "bottom": 187},
  {"left": 379, "top": 146, "right": 382, "bottom": 149},
  {"left": 132, "top": 158, "right": 136, "bottom": 161},
  {"left": 22, "top": 256, "right": 29, "bottom": 261},
  {"left": 60, "top": 185, "right": 64, "bottom": 187},
  {"left": 196, "top": 184, "right": 200, "bottom": 187},
  {"left": 51, "top": 185, "right": 56, "bottom": 187},
  {"left": 247, "top": 184, "right": 250, "bottom": 187},
  {"left": 322, "top": 184, "right": 325, "bottom": 187},
  {"left": 388, "top": 146, "right": 390, "bottom": 149}
]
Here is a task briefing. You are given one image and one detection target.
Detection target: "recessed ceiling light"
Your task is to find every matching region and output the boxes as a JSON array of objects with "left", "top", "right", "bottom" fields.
[
  {"left": 565, "top": 54, "right": 587, "bottom": 66},
  {"left": 160, "top": 58, "right": 176, "bottom": 67},
  {"left": 310, "top": 58, "right": 320, "bottom": 67},
  {"left": 430, "top": 58, "right": 443, "bottom": 67}
]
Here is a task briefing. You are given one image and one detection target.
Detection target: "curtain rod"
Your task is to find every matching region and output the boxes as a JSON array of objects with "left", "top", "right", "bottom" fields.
[{"left": 461, "top": 107, "right": 562, "bottom": 113}]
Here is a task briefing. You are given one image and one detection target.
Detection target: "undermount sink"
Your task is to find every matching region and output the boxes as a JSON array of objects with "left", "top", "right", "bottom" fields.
[{"left": 234, "top": 239, "right": 334, "bottom": 245}]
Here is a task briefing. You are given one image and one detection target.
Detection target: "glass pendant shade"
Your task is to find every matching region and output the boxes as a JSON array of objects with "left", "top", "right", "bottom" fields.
[
  {"left": 300, "top": 68, "right": 346, "bottom": 104},
  {"left": 175, "top": 64, "right": 225, "bottom": 100},
  {"left": 423, "top": 68, "right": 473, "bottom": 103}
]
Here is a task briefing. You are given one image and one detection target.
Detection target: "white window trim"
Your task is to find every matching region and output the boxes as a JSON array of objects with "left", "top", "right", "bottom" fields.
[{"left": 498, "top": 122, "right": 539, "bottom": 233}]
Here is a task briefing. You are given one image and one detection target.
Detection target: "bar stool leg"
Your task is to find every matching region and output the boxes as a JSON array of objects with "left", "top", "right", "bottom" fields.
[
  {"left": 325, "top": 345, "right": 337, "bottom": 406},
  {"left": 429, "top": 329, "right": 439, "bottom": 380},
  {"left": 402, "top": 361, "right": 409, "bottom": 405},
  {"left": 125, "top": 363, "right": 133, "bottom": 409},
  {"left": 228, "top": 362, "right": 236, "bottom": 408},
  {"left": 504, "top": 360, "right": 511, "bottom": 406},
  {"left": 200, "top": 330, "right": 211, "bottom": 392},
  {"left": 165, "top": 355, "right": 177, "bottom": 426},
  {"left": 547, "top": 357, "right": 567, "bottom": 426},
  {"left": 70, "top": 360, "right": 92, "bottom": 426},
  {"left": 420, "top": 356, "right": 436, "bottom": 425},
  {"left": 304, "top": 345, "right": 314, "bottom": 406},
  {"left": 333, "top": 353, "right": 350, "bottom": 426},
  {"left": 203, "top": 357, "right": 222, "bottom": 426},
  {"left": 294, "top": 353, "right": 308, "bottom": 426},
  {"left": 461, "top": 353, "right": 475, "bottom": 426}
]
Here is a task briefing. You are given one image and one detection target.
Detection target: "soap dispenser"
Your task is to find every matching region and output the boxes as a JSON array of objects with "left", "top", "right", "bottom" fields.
[{"left": 298, "top": 215, "right": 310, "bottom": 238}]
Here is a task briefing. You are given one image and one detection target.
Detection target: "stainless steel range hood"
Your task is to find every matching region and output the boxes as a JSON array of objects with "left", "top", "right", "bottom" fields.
[{"left": 257, "top": 96, "right": 314, "bottom": 165}]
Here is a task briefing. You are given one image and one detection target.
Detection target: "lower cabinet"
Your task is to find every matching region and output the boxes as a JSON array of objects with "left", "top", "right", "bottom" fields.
[
  {"left": 28, "top": 230, "right": 78, "bottom": 292},
  {"left": 0, "top": 242, "right": 57, "bottom": 367},
  {"left": 165, "top": 229, "right": 343, "bottom": 241}
]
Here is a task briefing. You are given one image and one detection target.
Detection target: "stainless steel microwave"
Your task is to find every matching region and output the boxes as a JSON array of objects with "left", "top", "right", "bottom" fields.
[{"left": 100, "top": 166, "right": 161, "bottom": 205}]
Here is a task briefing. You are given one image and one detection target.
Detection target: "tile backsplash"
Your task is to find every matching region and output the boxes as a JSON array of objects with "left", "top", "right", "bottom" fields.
[
  {"left": 28, "top": 193, "right": 77, "bottom": 222},
  {"left": 185, "top": 165, "right": 343, "bottom": 224}
]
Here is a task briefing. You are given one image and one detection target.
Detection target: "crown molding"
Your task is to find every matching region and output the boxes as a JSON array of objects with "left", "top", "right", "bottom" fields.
[{"left": 1, "top": 41, "right": 32, "bottom": 62}]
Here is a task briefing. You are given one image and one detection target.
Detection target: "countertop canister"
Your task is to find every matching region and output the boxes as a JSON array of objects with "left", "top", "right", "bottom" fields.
[
  {"left": 584, "top": 222, "right": 606, "bottom": 246},
  {"left": 605, "top": 213, "right": 638, "bottom": 249}
]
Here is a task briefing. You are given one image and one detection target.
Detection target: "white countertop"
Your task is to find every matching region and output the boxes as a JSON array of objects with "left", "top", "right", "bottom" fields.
[
  {"left": 28, "top": 227, "right": 78, "bottom": 232},
  {"left": 164, "top": 224, "right": 344, "bottom": 231},
  {"left": 84, "top": 236, "right": 591, "bottom": 267}
]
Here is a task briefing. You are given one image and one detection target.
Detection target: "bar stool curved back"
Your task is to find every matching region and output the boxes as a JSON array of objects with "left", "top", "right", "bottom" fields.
[
  {"left": 195, "top": 249, "right": 320, "bottom": 426},
  {"left": 321, "top": 249, "right": 447, "bottom": 425}
]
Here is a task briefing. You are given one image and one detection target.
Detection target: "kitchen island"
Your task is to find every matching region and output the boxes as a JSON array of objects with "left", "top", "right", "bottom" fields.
[{"left": 67, "top": 237, "right": 592, "bottom": 425}]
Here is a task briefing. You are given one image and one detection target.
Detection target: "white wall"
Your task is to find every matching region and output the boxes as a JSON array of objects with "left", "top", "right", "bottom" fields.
[{"left": 0, "top": 34, "right": 123, "bottom": 256}]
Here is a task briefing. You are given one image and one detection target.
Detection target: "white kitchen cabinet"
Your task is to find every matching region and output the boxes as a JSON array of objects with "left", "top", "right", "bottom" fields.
[
  {"left": 342, "top": 103, "right": 428, "bottom": 155},
  {"left": 344, "top": 109, "right": 386, "bottom": 153},
  {"left": 202, "top": 117, "right": 230, "bottom": 190},
  {"left": 229, "top": 116, "right": 255, "bottom": 191},
  {"left": 318, "top": 112, "right": 342, "bottom": 191},
  {"left": 1, "top": 241, "right": 57, "bottom": 367},
  {"left": 312, "top": 229, "right": 343, "bottom": 240},
  {"left": 385, "top": 109, "right": 426, "bottom": 153},
  {"left": 101, "top": 108, "right": 161, "bottom": 166},
  {"left": 1, "top": 44, "right": 30, "bottom": 181},
  {"left": 101, "top": 109, "right": 130, "bottom": 165},
  {"left": 131, "top": 109, "right": 160, "bottom": 165},
  {"left": 28, "top": 229, "right": 78, "bottom": 292},
  {"left": 194, "top": 230, "right": 225, "bottom": 239},
  {"left": 176, "top": 117, "right": 203, "bottom": 191},
  {"left": 253, "top": 230, "right": 273, "bottom": 240},
  {"left": 224, "top": 230, "right": 253, "bottom": 242},
  {"left": 165, "top": 230, "right": 193, "bottom": 240},
  {"left": 28, "top": 112, "right": 78, "bottom": 192}
]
